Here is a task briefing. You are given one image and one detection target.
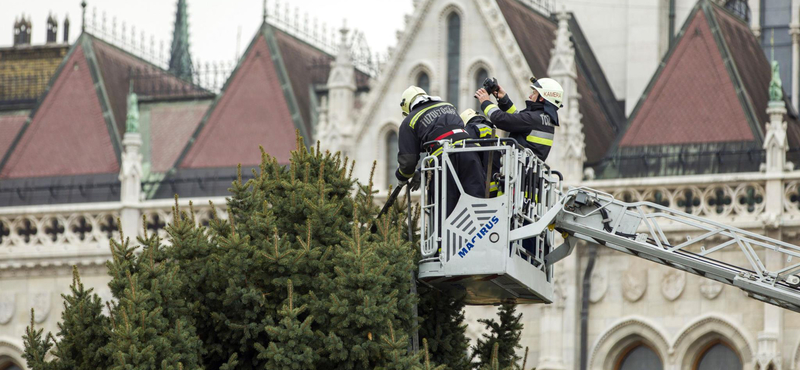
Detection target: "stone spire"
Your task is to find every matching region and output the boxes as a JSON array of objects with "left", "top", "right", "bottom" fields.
[
  {"left": 119, "top": 87, "right": 143, "bottom": 237},
  {"left": 547, "top": 11, "right": 585, "bottom": 183},
  {"left": 320, "top": 20, "right": 356, "bottom": 154},
  {"left": 168, "top": 0, "right": 193, "bottom": 81},
  {"left": 763, "top": 60, "right": 790, "bottom": 174}
]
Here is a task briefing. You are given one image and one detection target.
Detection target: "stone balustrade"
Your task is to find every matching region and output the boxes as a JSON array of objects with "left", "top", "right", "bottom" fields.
[{"left": 0, "top": 197, "right": 227, "bottom": 275}]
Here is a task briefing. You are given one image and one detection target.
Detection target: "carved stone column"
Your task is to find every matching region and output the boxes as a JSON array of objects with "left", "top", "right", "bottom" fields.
[
  {"left": 547, "top": 11, "right": 585, "bottom": 183},
  {"left": 537, "top": 269, "right": 566, "bottom": 370},
  {"left": 792, "top": 24, "right": 800, "bottom": 111},
  {"left": 322, "top": 22, "right": 356, "bottom": 153},
  {"left": 119, "top": 90, "right": 142, "bottom": 240},
  {"left": 759, "top": 62, "right": 786, "bottom": 370}
]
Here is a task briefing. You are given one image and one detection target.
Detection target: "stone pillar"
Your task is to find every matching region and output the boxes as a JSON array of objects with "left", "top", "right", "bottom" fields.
[
  {"left": 792, "top": 24, "right": 800, "bottom": 111},
  {"left": 322, "top": 21, "right": 356, "bottom": 153},
  {"left": 119, "top": 90, "right": 142, "bottom": 240},
  {"left": 547, "top": 11, "right": 585, "bottom": 183},
  {"left": 537, "top": 265, "right": 567, "bottom": 370},
  {"left": 749, "top": 0, "right": 761, "bottom": 37},
  {"left": 758, "top": 63, "right": 787, "bottom": 370}
]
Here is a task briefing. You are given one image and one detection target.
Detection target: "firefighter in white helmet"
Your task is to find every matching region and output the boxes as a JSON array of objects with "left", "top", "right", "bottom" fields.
[
  {"left": 474, "top": 76, "right": 563, "bottom": 161},
  {"left": 396, "top": 86, "right": 485, "bottom": 216}
]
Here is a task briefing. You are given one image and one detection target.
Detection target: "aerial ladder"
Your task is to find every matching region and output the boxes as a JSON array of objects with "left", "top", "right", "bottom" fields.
[{"left": 417, "top": 139, "right": 800, "bottom": 312}]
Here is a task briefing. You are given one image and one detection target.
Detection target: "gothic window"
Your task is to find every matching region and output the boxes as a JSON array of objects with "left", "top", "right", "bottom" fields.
[
  {"left": 474, "top": 68, "right": 488, "bottom": 111},
  {"left": 616, "top": 344, "right": 663, "bottom": 370},
  {"left": 386, "top": 130, "right": 398, "bottom": 189},
  {"left": 724, "top": 0, "right": 750, "bottom": 23},
  {"left": 446, "top": 12, "right": 461, "bottom": 109},
  {"left": 0, "top": 362, "right": 22, "bottom": 370},
  {"left": 695, "top": 342, "right": 742, "bottom": 370},
  {"left": 760, "top": 0, "right": 792, "bottom": 102},
  {"left": 417, "top": 72, "right": 430, "bottom": 93}
]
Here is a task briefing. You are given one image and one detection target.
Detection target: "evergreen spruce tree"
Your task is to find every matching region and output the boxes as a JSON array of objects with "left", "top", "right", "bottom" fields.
[
  {"left": 471, "top": 303, "right": 524, "bottom": 369},
  {"left": 25, "top": 134, "right": 458, "bottom": 370},
  {"left": 23, "top": 267, "right": 111, "bottom": 370},
  {"left": 22, "top": 310, "right": 56, "bottom": 370},
  {"left": 104, "top": 226, "right": 203, "bottom": 369},
  {"left": 256, "top": 280, "right": 318, "bottom": 369},
  {"left": 386, "top": 183, "right": 471, "bottom": 370},
  {"left": 52, "top": 267, "right": 112, "bottom": 369}
]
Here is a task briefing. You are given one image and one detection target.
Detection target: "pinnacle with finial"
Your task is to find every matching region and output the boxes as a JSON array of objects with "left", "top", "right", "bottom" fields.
[
  {"left": 169, "top": 0, "right": 193, "bottom": 81},
  {"left": 263, "top": 0, "right": 267, "bottom": 23},
  {"left": 81, "top": 0, "right": 87, "bottom": 31}
]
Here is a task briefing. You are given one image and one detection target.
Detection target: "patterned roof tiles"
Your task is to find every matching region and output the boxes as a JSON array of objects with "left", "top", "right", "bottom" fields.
[
  {"left": 0, "top": 113, "right": 26, "bottom": 160},
  {"left": 620, "top": 9, "right": 753, "bottom": 147},
  {"left": 0, "top": 44, "right": 120, "bottom": 178},
  {"left": 179, "top": 33, "right": 298, "bottom": 168},
  {"left": 149, "top": 101, "right": 210, "bottom": 173}
]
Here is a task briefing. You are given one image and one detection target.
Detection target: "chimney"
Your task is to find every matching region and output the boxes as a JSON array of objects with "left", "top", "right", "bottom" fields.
[
  {"left": 13, "top": 15, "right": 32, "bottom": 46},
  {"left": 46, "top": 13, "right": 58, "bottom": 43},
  {"left": 63, "top": 16, "right": 70, "bottom": 43}
]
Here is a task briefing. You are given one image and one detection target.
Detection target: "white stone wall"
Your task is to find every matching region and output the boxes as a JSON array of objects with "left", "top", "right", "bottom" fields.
[{"left": 351, "top": 0, "right": 529, "bottom": 191}]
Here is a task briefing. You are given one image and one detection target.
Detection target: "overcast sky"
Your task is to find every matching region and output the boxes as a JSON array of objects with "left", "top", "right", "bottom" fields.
[{"left": 3, "top": 0, "right": 413, "bottom": 65}]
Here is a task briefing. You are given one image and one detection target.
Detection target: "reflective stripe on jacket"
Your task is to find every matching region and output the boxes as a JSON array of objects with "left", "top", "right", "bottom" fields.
[{"left": 480, "top": 97, "right": 557, "bottom": 161}]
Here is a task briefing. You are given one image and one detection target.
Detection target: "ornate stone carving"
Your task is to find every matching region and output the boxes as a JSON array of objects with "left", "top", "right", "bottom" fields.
[
  {"left": 30, "top": 292, "right": 51, "bottom": 323},
  {"left": 661, "top": 270, "right": 686, "bottom": 301},
  {"left": 699, "top": 278, "right": 723, "bottom": 300},
  {"left": 0, "top": 293, "right": 15, "bottom": 325},
  {"left": 622, "top": 264, "right": 647, "bottom": 302},
  {"left": 589, "top": 267, "right": 607, "bottom": 303},
  {"left": 552, "top": 270, "right": 567, "bottom": 308}
]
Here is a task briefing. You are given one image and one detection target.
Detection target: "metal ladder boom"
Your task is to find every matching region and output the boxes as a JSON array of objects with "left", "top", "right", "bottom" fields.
[{"left": 515, "top": 187, "right": 800, "bottom": 312}]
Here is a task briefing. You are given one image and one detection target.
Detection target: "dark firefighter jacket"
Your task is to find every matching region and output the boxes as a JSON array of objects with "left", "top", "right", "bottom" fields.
[
  {"left": 480, "top": 95, "right": 558, "bottom": 161},
  {"left": 465, "top": 115, "right": 502, "bottom": 196},
  {"left": 395, "top": 99, "right": 470, "bottom": 181},
  {"left": 465, "top": 115, "right": 501, "bottom": 170}
]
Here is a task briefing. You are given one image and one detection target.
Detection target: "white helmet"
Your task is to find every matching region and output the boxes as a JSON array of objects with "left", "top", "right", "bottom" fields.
[
  {"left": 400, "top": 86, "right": 427, "bottom": 116},
  {"left": 460, "top": 108, "right": 479, "bottom": 124},
  {"left": 531, "top": 77, "right": 564, "bottom": 108}
]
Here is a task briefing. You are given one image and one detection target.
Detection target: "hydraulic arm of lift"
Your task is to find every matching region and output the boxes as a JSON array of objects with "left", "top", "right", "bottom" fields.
[
  {"left": 522, "top": 187, "right": 800, "bottom": 312},
  {"left": 416, "top": 139, "right": 800, "bottom": 312}
]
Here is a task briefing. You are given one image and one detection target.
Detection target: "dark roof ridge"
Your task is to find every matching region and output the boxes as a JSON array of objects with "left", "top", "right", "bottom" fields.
[
  {"left": 0, "top": 33, "right": 123, "bottom": 175},
  {"left": 566, "top": 13, "right": 625, "bottom": 131},
  {"left": 602, "top": 1, "right": 705, "bottom": 156},
  {"left": 86, "top": 32, "right": 210, "bottom": 94},
  {"left": 164, "top": 21, "right": 309, "bottom": 179},
  {"left": 702, "top": 0, "right": 763, "bottom": 142},
  {"left": 0, "top": 37, "right": 85, "bottom": 174}
]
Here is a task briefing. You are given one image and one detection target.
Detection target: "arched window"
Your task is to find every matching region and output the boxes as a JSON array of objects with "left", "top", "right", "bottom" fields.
[
  {"left": 617, "top": 344, "right": 663, "bottom": 370},
  {"left": 474, "top": 68, "right": 488, "bottom": 110},
  {"left": 0, "top": 362, "right": 22, "bottom": 370},
  {"left": 417, "top": 72, "right": 430, "bottom": 93},
  {"left": 385, "top": 130, "right": 398, "bottom": 189},
  {"left": 695, "top": 342, "right": 742, "bottom": 370},
  {"left": 446, "top": 12, "right": 461, "bottom": 109}
]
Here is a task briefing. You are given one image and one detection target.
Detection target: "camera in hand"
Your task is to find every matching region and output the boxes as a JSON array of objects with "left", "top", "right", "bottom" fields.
[{"left": 483, "top": 77, "right": 499, "bottom": 96}]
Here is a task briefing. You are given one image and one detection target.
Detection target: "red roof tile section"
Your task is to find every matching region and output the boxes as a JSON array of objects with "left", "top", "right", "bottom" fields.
[
  {"left": 1, "top": 45, "right": 119, "bottom": 178},
  {"left": 0, "top": 114, "right": 26, "bottom": 160},
  {"left": 180, "top": 34, "right": 297, "bottom": 168},
  {"left": 149, "top": 102, "right": 210, "bottom": 172},
  {"left": 274, "top": 29, "right": 329, "bottom": 135},
  {"left": 620, "top": 10, "right": 754, "bottom": 147},
  {"left": 91, "top": 38, "right": 208, "bottom": 136},
  {"left": 497, "top": 0, "right": 620, "bottom": 161}
]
